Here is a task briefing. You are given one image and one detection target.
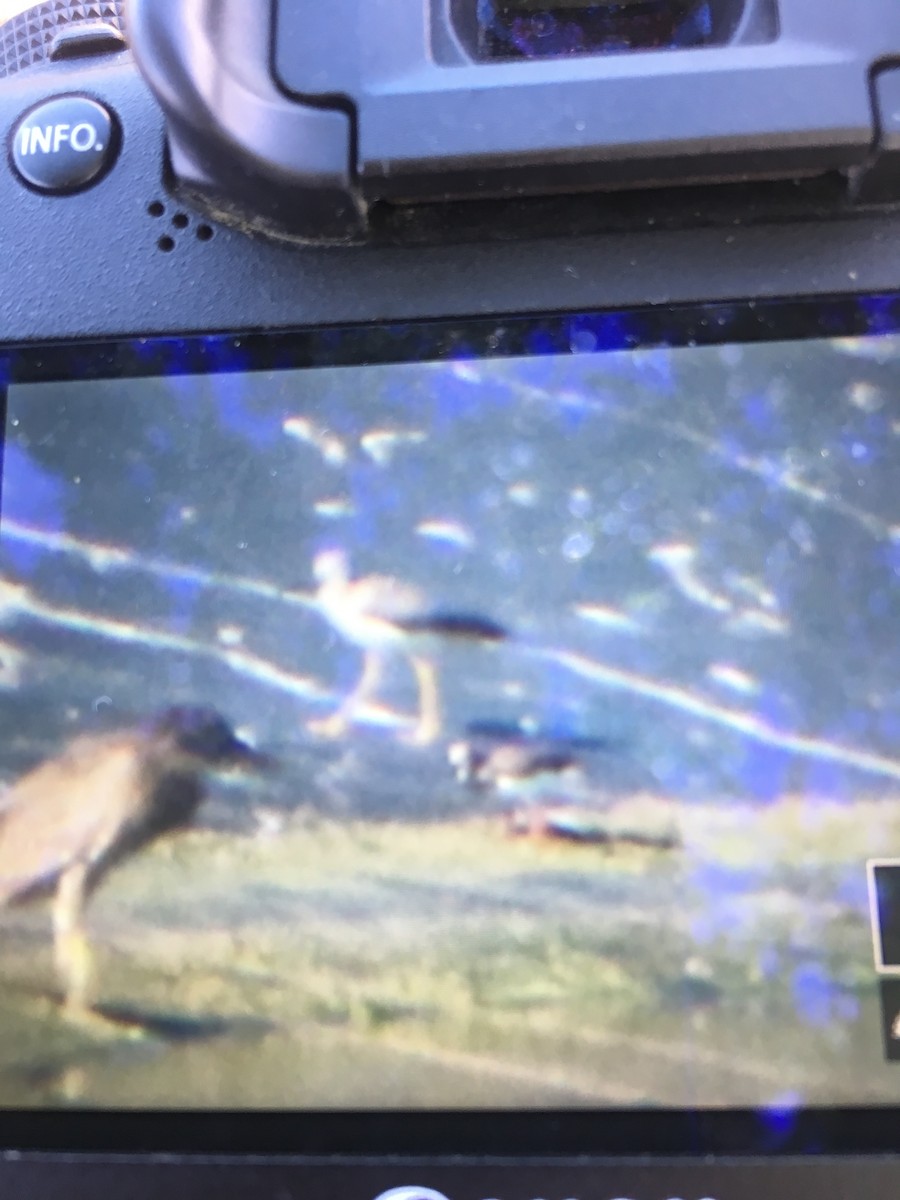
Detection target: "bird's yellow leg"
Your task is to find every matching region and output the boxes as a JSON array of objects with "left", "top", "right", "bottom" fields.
[
  {"left": 408, "top": 656, "right": 442, "bottom": 745},
  {"left": 52, "top": 862, "right": 146, "bottom": 1039},
  {"left": 52, "top": 862, "right": 92, "bottom": 1021},
  {"left": 309, "top": 650, "right": 384, "bottom": 737}
]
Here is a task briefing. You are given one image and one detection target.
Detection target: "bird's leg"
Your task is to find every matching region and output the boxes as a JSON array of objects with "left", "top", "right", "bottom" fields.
[
  {"left": 309, "top": 650, "right": 385, "bottom": 737},
  {"left": 52, "top": 862, "right": 147, "bottom": 1040},
  {"left": 52, "top": 861, "right": 92, "bottom": 1021},
  {"left": 527, "top": 807, "right": 550, "bottom": 838},
  {"left": 343, "top": 649, "right": 386, "bottom": 720},
  {"left": 407, "top": 655, "right": 441, "bottom": 745}
]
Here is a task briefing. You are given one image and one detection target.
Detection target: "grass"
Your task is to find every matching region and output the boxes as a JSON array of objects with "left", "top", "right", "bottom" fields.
[{"left": 0, "top": 793, "right": 897, "bottom": 1108}]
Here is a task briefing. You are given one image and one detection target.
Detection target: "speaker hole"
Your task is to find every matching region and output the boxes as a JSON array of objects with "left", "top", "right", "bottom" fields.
[
  {"left": 196, "top": 224, "right": 214, "bottom": 242},
  {"left": 157, "top": 235, "right": 176, "bottom": 253},
  {"left": 172, "top": 212, "right": 190, "bottom": 229},
  {"left": 147, "top": 200, "right": 165, "bottom": 217}
]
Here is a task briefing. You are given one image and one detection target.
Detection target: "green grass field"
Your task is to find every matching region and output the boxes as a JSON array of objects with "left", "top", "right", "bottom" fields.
[{"left": 0, "top": 793, "right": 896, "bottom": 1108}]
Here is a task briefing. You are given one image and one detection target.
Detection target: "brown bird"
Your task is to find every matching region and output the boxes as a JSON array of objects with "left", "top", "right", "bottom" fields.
[
  {"left": 449, "top": 731, "right": 587, "bottom": 834},
  {"left": 0, "top": 706, "right": 269, "bottom": 1027},
  {"left": 308, "top": 548, "right": 508, "bottom": 745}
]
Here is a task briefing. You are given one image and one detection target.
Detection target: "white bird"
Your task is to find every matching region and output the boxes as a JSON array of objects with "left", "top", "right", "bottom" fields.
[{"left": 309, "top": 549, "right": 507, "bottom": 745}]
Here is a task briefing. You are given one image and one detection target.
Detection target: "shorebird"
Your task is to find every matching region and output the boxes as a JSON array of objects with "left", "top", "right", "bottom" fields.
[
  {"left": 309, "top": 548, "right": 507, "bottom": 745},
  {"left": 0, "top": 706, "right": 269, "bottom": 1027},
  {"left": 448, "top": 723, "right": 599, "bottom": 834}
]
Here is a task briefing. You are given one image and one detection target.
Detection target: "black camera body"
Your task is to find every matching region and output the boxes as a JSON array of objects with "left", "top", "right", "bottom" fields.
[
  {"left": 2, "top": 0, "right": 900, "bottom": 341},
  {"left": 3, "top": 3, "right": 900, "bottom": 1198}
]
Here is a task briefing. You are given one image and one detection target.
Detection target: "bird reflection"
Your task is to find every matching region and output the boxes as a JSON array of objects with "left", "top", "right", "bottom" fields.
[
  {"left": 0, "top": 706, "right": 269, "bottom": 1030},
  {"left": 309, "top": 548, "right": 508, "bottom": 745}
]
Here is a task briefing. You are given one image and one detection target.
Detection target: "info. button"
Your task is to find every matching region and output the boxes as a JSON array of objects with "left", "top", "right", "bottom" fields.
[{"left": 11, "top": 95, "right": 117, "bottom": 193}]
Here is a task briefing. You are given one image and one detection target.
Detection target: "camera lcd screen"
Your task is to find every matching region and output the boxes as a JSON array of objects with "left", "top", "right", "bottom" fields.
[{"left": 0, "top": 302, "right": 898, "bottom": 1116}]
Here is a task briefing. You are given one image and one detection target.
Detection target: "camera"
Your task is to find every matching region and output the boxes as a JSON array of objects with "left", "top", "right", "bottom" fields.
[{"left": 2, "top": 1, "right": 900, "bottom": 1198}]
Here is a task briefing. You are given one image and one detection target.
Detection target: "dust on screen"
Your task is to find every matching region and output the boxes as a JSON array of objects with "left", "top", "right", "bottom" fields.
[{"left": 0, "top": 333, "right": 898, "bottom": 1108}]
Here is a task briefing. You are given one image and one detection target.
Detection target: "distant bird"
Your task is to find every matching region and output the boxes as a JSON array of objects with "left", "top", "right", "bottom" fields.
[
  {"left": 450, "top": 724, "right": 680, "bottom": 848},
  {"left": 0, "top": 706, "right": 269, "bottom": 1027},
  {"left": 309, "top": 549, "right": 507, "bottom": 745},
  {"left": 448, "top": 724, "right": 602, "bottom": 834}
]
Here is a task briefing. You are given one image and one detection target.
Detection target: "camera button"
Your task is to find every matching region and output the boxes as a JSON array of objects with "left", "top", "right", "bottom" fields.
[
  {"left": 49, "top": 23, "right": 128, "bottom": 63},
  {"left": 10, "top": 95, "right": 117, "bottom": 194}
]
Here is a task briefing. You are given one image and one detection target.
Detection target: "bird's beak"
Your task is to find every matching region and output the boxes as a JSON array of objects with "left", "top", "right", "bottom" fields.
[{"left": 227, "top": 738, "right": 277, "bottom": 774}]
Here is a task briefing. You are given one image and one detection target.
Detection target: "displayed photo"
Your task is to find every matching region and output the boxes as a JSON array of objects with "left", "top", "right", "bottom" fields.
[{"left": 0, "top": 330, "right": 898, "bottom": 1108}]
